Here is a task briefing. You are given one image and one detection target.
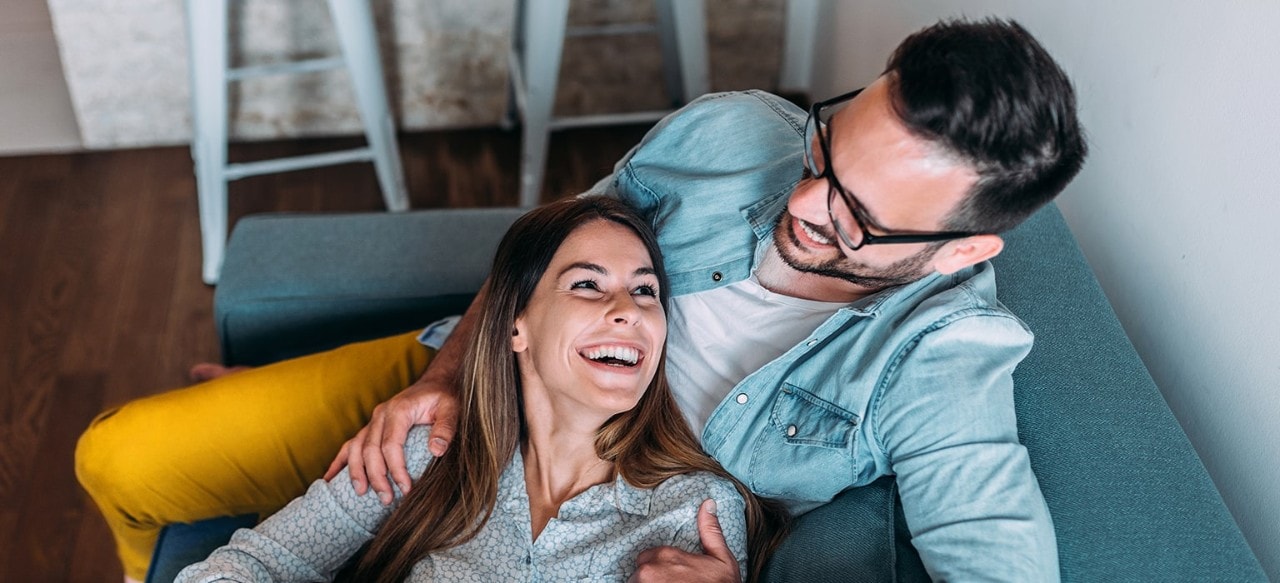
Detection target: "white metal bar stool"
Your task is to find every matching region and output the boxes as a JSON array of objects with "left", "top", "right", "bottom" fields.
[
  {"left": 185, "top": 0, "right": 410, "bottom": 284},
  {"left": 507, "top": 0, "right": 708, "bottom": 207}
]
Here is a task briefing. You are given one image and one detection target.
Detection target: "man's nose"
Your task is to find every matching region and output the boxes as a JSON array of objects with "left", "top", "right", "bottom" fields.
[{"left": 790, "top": 173, "right": 831, "bottom": 220}]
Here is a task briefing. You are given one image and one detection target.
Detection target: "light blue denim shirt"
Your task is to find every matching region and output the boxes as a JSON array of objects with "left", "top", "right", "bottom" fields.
[
  {"left": 177, "top": 427, "right": 748, "bottom": 582},
  {"left": 588, "top": 90, "right": 1059, "bottom": 581}
]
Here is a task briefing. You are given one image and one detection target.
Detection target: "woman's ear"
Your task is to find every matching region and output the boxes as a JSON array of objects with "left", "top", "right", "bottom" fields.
[
  {"left": 511, "top": 317, "right": 529, "bottom": 353},
  {"left": 931, "top": 234, "right": 1004, "bottom": 275}
]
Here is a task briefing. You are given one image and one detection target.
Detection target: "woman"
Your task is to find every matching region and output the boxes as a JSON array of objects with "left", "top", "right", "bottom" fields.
[{"left": 177, "top": 196, "right": 785, "bottom": 582}]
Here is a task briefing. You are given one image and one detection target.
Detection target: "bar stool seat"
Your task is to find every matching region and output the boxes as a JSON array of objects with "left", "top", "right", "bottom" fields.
[{"left": 185, "top": 0, "right": 410, "bottom": 284}]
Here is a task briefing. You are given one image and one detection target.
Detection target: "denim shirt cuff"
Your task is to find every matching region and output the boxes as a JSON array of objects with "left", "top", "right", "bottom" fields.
[{"left": 417, "top": 315, "right": 462, "bottom": 350}]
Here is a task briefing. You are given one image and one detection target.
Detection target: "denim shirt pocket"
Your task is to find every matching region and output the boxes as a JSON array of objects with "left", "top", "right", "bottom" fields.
[{"left": 748, "top": 384, "right": 860, "bottom": 501}]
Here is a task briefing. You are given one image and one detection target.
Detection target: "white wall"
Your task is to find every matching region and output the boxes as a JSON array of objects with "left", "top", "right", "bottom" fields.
[
  {"left": 0, "top": 0, "right": 80, "bottom": 154},
  {"left": 811, "top": 1, "right": 1280, "bottom": 578}
]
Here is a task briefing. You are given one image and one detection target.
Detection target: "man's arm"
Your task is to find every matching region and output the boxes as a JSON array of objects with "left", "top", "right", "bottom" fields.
[
  {"left": 324, "top": 282, "right": 487, "bottom": 504},
  {"left": 874, "top": 313, "right": 1059, "bottom": 582}
]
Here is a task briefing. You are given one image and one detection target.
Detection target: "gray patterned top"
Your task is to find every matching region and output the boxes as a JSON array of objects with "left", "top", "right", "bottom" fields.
[{"left": 176, "top": 426, "right": 748, "bottom": 582}]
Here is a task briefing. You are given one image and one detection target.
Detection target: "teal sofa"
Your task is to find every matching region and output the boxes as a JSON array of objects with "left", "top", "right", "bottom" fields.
[{"left": 147, "top": 204, "right": 1266, "bottom": 582}]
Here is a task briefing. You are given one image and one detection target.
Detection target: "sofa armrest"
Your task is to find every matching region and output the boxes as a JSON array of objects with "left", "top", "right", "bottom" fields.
[{"left": 214, "top": 207, "right": 527, "bottom": 366}]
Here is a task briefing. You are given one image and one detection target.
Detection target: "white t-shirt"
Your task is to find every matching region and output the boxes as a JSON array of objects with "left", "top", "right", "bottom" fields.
[{"left": 665, "top": 274, "right": 846, "bottom": 434}]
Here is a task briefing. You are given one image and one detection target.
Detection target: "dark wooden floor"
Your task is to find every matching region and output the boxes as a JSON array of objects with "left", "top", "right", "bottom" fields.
[{"left": 0, "top": 124, "right": 652, "bottom": 582}]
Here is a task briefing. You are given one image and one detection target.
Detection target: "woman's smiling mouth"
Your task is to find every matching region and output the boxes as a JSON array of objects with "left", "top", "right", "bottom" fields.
[{"left": 579, "top": 344, "right": 642, "bottom": 368}]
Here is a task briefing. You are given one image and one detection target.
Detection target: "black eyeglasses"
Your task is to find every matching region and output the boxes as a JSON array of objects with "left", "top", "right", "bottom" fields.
[{"left": 803, "top": 88, "right": 979, "bottom": 251}]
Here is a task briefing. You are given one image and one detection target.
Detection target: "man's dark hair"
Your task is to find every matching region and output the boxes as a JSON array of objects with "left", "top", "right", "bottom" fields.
[{"left": 885, "top": 18, "right": 1087, "bottom": 233}]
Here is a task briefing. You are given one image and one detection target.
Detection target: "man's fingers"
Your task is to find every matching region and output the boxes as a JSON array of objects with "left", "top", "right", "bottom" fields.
[
  {"left": 630, "top": 547, "right": 690, "bottom": 583},
  {"left": 427, "top": 402, "right": 458, "bottom": 457},
  {"left": 360, "top": 428, "right": 394, "bottom": 505},
  {"left": 380, "top": 412, "right": 414, "bottom": 494},
  {"left": 633, "top": 546, "right": 660, "bottom": 566},
  {"left": 629, "top": 501, "right": 737, "bottom": 583},
  {"left": 358, "top": 410, "right": 393, "bottom": 502},
  {"left": 696, "top": 499, "right": 734, "bottom": 563},
  {"left": 345, "top": 430, "right": 371, "bottom": 494},
  {"left": 323, "top": 440, "right": 349, "bottom": 481},
  {"left": 328, "top": 381, "right": 465, "bottom": 505}
]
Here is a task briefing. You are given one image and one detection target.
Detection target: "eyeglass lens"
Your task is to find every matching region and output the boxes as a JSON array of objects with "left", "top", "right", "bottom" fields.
[{"left": 808, "top": 100, "right": 862, "bottom": 248}]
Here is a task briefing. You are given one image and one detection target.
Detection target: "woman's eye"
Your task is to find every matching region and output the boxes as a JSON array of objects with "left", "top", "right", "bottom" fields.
[
  {"left": 633, "top": 284, "right": 658, "bottom": 298},
  {"left": 570, "top": 280, "right": 601, "bottom": 291}
]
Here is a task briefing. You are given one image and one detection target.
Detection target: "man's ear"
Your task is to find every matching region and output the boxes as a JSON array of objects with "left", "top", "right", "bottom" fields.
[
  {"left": 932, "top": 234, "right": 1004, "bottom": 275},
  {"left": 512, "top": 317, "right": 529, "bottom": 353}
]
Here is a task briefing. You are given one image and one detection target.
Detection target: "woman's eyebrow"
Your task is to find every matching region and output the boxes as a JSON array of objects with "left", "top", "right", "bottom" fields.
[
  {"left": 559, "top": 262, "right": 607, "bottom": 277},
  {"left": 559, "top": 262, "right": 656, "bottom": 278}
]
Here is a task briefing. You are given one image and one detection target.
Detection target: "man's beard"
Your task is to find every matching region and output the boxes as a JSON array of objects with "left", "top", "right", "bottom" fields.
[{"left": 772, "top": 212, "right": 936, "bottom": 290}]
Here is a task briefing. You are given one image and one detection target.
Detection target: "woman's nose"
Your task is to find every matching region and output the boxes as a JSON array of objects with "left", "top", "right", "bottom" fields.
[{"left": 607, "top": 294, "right": 642, "bottom": 326}]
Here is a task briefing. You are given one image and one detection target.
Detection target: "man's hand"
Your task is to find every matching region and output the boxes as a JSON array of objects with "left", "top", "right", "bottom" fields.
[
  {"left": 630, "top": 499, "right": 741, "bottom": 583},
  {"left": 323, "top": 378, "right": 459, "bottom": 505}
]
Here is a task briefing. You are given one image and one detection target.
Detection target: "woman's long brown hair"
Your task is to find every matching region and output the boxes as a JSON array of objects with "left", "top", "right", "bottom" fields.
[{"left": 352, "top": 196, "right": 788, "bottom": 582}]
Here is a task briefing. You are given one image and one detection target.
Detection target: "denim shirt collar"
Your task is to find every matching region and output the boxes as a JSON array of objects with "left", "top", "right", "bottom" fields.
[
  {"left": 742, "top": 186, "right": 794, "bottom": 239},
  {"left": 845, "top": 270, "right": 961, "bottom": 318}
]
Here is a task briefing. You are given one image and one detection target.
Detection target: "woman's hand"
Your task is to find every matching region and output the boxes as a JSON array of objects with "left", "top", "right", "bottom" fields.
[
  {"left": 324, "top": 377, "right": 459, "bottom": 505},
  {"left": 630, "top": 499, "right": 741, "bottom": 583}
]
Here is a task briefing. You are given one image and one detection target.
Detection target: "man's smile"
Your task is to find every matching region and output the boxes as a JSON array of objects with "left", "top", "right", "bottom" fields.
[{"left": 791, "top": 215, "right": 838, "bottom": 251}]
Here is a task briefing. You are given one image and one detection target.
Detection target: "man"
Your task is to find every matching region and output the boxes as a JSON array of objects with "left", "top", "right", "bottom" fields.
[{"left": 78, "top": 17, "right": 1085, "bottom": 583}]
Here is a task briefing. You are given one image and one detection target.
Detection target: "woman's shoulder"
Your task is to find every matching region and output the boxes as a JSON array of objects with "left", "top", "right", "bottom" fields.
[{"left": 650, "top": 471, "right": 744, "bottom": 508}]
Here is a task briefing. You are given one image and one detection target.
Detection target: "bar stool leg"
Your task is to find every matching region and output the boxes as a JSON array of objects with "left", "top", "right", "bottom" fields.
[
  {"left": 327, "top": 0, "right": 410, "bottom": 213},
  {"left": 655, "top": 0, "right": 709, "bottom": 103},
  {"left": 186, "top": 0, "right": 230, "bottom": 284},
  {"left": 517, "top": 0, "right": 570, "bottom": 208},
  {"left": 779, "top": 0, "right": 820, "bottom": 95},
  {"left": 502, "top": 0, "right": 528, "bottom": 131}
]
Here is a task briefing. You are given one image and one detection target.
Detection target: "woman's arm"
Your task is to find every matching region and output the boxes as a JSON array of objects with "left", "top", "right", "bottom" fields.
[{"left": 177, "top": 427, "right": 436, "bottom": 582}]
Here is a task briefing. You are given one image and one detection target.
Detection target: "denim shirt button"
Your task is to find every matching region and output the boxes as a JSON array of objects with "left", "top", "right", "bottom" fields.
[
  {"left": 735, "top": 393, "right": 749, "bottom": 404},
  {"left": 712, "top": 271, "right": 723, "bottom": 282},
  {"left": 786, "top": 424, "right": 798, "bottom": 437}
]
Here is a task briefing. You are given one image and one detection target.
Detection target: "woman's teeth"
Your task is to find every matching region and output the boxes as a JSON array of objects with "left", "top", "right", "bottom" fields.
[{"left": 582, "top": 346, "right": 639, "bottom": 366}]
